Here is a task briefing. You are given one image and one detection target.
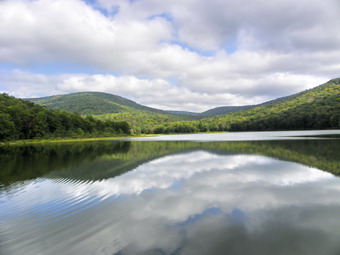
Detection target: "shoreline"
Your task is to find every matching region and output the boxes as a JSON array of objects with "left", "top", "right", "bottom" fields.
[
  {"left": 0, "top": 132, "right": 226, "bottom": 146},
  {"left": 0, "top": 135, "right": 155, "bottom": 146},
  {"left": 1, "top": 129, "right": 339, "bottom": 146}
]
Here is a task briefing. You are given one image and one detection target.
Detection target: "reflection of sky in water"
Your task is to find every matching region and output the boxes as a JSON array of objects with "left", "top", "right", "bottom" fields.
[{"left": 1, "top": 151, "right": 340, "bottom": 255}]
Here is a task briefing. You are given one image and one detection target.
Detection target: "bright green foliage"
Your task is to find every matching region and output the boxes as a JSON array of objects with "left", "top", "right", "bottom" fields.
[{"left": 0, "top": 94, "right": 131, "bottom": 141}]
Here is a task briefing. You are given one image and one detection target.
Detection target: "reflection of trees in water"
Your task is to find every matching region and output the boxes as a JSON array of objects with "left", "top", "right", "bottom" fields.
[
  {"left": 0, "top": 142, "right": 131, "bottom": 186},
  {"left": 1, "top": 139, "right": 339, "bottom": 189},
  {"left": 204, "top": 139, "right": 340, "bottom": 175}
]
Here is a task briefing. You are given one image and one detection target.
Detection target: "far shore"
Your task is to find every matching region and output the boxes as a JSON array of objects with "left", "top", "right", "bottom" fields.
[
  {"left": 0, "top": 131, "right": 227, "bottom": 146},
  {"left": 0, "top": 135, "right": 156, "bottom": 146},
  {"left": 2, "top": 129, "right": 339, "bottom": 146}
]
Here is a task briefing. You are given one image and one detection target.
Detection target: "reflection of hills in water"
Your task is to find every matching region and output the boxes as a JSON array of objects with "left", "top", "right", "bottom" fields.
[{"left": 0, "top": 139, "right": 339, "bottom": 188}]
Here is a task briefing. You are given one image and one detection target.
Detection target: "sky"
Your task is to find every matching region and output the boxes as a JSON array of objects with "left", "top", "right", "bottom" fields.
[{"left": 0, "top": 0, "right": 339, "bottom": 112}]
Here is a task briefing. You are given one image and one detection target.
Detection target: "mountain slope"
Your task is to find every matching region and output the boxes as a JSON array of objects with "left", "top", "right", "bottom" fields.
[
  {"left": 27, "top": 92, "right": 192, "bottom": 133},
  {"left": 193, "top": 84, "right": 325, "bottom": 118},
  {"left": 167, "top": 106, "right": 255, "bottom": 118},
  {"left": 27, "top": 91, "right": 299, "bottom": 119},
  {"left": 166, "top": 110, "right": 201, "bottom": 116},
  {"left": 200, "top": 105, "right": 254, "bottom": 116},
  {"left": 28, "top": 92, "right": 170, "bottom": 115},
  {"left": 222, "top": 78, "right": 340, "bottom": 130},
  {"left": 152, "top": 78, "right": 340, "bottom": 133},
  {"left": 27, "top": 90, "right": 308, "bottom": 119},
  {"left": 167, "top": 88, "right": 314, "bottom": 118}
]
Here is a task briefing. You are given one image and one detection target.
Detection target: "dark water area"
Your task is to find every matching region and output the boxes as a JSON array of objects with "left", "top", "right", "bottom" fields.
[{"left": 1, "top": 131, "right": 340, "bottom": 255}]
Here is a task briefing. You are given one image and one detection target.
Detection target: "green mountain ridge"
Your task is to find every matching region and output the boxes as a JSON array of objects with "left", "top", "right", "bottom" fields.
[
  {"left": 152, "top": 78, "right": 340, "bottom": 133},
  {"left": 27, "top": 80, "right": 339, "bottom": 121},
  {"left": 28, "top": 91, "right": 255, "bottom": 117},
  {"left": 166, "top": 110, "right": 201, "bottom": 116},
  {"left": 200, "top": 105, "right": 254, "bottom": 116},
  {"left": 167, "top": 106, "right": 255, "bottom": 117},
  {"left": 27, "top": 91, "right": 170, "bottom": 115},
  {"left": 10, "top": 78, "right": 340, "bottom": 135},
  {"left": 27, "top": 91, "right": 196, "bottom": 133}
]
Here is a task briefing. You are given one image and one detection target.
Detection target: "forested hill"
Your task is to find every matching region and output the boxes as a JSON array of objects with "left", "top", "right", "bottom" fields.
[
  {"left": 227, "top": 79, "right": 340, "bottom": 131},
  {"left": 27, "top": 92, "right": 170, "bottom": 115},
  {"left": 26, "top": 92, "right": 190, "bottom": 134},
  {"left": 152, "top": 78, "right": 340, "bottom": 133},
  {"left": 5, "top": 78, "right": 340, "bottom": 138},
  {"left": 26, "top": 91, "right": 303, "bottom": 119},
  {"left": 0, "top": 94, "right": 130, "bottom": 141},
  {"left": 27, "top": 90, "right": 316, "bottom": 119}
]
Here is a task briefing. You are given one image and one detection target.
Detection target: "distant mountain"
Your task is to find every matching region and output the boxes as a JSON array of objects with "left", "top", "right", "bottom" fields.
[
  {"left": 26, "top": 91, "right": 299, "bottom": 119},
  {"left": 188, "top": 86, "right": 321, "bottom": 117},
  {"left": 166, "top": 110, "right": 200, "bottom": 116},
  {"left": 27, "top": 92, "right": 169, "bottom": 115},
  {"left": 27, "top": 92, "right": 189, "bottom": 133},
  {"left": 200, "top": 105, "right": 254, "bottom": 116},
  {"left": 167, "top": 107, "right": 255, "bottom": 117},
  {"left": 27, "top": 90, "right": 305, "bottom": 119},
  {"left": 167, "top": 91, "right": 311, "bottom": 118}
]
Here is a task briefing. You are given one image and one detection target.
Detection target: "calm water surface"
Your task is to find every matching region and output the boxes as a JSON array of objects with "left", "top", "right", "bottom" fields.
[
  {"left": 1, "top": 131, "right": 340, "bottom": 255},
  {"left": 128, "top": 129, "right": 340, "bottom": 141}
]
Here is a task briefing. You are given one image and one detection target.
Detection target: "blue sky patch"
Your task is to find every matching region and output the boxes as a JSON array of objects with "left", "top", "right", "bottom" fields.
[
  {"left": 148, "top": 12, "right": 173, "bottom": 22},
  {"left": 178, "top": 207, "right": 223, "bottom": 226},
  {"left": 0, "top": 62, "right": 118, "bottom": 76}
]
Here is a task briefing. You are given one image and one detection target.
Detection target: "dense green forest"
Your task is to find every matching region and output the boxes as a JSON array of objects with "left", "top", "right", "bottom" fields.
[
  {"left": 95, "top": 111, "right": 184, "bottom": 134},
  {"left": 0, "top": 93, "right": 130, "bottom": 141}
]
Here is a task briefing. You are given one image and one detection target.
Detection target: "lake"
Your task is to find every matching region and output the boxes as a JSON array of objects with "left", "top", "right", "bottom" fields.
[{"left": 1, "top": 130, "right": 340, "bottom": 255}]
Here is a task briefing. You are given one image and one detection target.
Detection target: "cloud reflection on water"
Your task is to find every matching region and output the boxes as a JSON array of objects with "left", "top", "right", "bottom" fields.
[{"left": 1, "top": 151, "right": 340, "bottom": 255}]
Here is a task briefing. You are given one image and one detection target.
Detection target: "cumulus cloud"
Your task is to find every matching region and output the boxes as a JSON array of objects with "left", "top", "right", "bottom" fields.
[
  {"left": 0, "top": 0, "right": 339, "bottom": 110},
  {"left": 100, "top": 0, "right": 340, "bottom": 52}
]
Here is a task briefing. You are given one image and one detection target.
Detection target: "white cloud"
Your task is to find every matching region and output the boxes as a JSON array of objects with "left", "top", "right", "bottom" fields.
[
  {"left": 0, "top": 0, "right": 339, "bottom": 110},
  {"left": 0, "top": 69, "right": 329, "bottom": 111},
  {"left": 97, "top": 0, "right": 340, "bottom": 52}
]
